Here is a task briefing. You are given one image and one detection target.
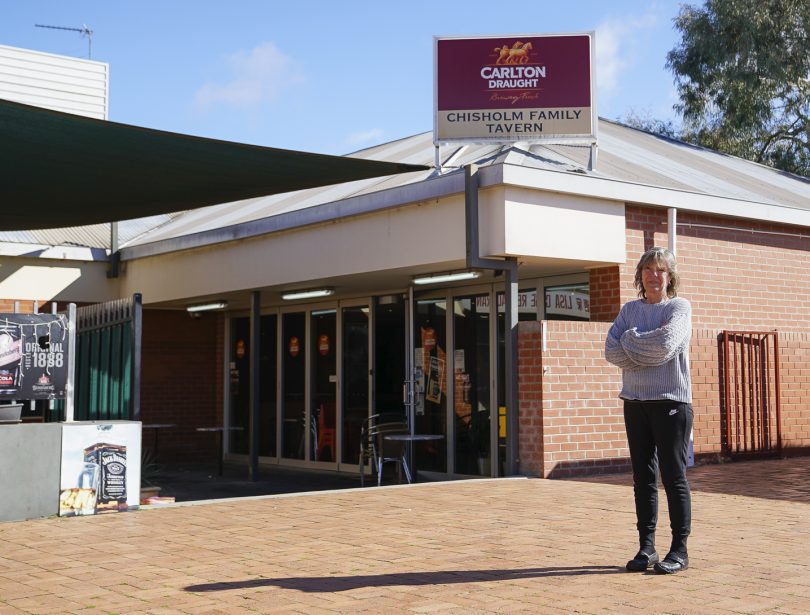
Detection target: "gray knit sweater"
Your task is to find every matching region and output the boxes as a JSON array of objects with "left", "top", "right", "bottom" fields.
[{"left": 604, "top": 297, "right": 692, "bottom": 403}]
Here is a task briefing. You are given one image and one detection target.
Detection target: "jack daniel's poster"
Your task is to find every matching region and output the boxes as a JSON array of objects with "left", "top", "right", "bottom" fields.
[
  {"left": 59, "top": 423, "right": 141, "bottom": 516},
  {"left": 0, "top": 313, "right": 69, "bottom": 399}
]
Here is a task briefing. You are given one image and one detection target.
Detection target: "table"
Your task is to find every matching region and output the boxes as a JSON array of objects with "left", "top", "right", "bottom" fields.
[
  {"left": 142, "top": 423, "right": 176, "bottom": 460},
  {"left": 384, "top": 434, "right": 445, "bottom": 484},
  {"left": 196, "top": 426, "right": 244, "bottom": 475}
]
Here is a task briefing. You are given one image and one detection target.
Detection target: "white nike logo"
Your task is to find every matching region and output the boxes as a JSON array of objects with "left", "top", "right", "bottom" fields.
[{"left": 669, "top": 409, "right": 678, "bottom": 416}]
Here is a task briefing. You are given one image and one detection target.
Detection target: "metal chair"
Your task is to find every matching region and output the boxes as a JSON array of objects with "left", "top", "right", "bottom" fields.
[{"left": 358, "top": 413, "right": 409, "bottom": 487}]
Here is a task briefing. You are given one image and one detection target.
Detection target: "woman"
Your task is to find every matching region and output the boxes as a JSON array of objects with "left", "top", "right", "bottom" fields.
[{"left": 605, "top": 247, "right": 693, "bottom": 575}]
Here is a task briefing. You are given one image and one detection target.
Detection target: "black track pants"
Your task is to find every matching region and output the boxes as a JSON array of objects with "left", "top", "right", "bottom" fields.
[{"left": 623, "top": 400, "right": 693, "bottom": 555}]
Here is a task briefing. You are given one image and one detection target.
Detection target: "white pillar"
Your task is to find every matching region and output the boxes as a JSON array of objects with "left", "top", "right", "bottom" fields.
[{"left": 668, "top": 207, "right": 677, "bottom": 254}]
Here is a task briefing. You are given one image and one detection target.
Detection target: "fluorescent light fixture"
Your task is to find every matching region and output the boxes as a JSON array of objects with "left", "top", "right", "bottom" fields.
[
  {"left": 281, "top": 288, "right": 335, "bottom": 301},
  {"left": 412, "top": 271, "right": 481, "bottom": 285},
  {"left": 186, "top": 301, "right": 227, "bottom": 313}
]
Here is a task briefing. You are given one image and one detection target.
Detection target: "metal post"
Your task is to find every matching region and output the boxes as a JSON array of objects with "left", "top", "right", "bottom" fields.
[
  {"left": 65, "top": 303, "right": 77, "bottom": 422},
  {"left": 668, "top": 208, "right": 677, "bottom": 254},
  {"left": 406, "top": 286, "right": 415, "bottom": 435},
  {"left": 108, "top": 222, "right": 120, "bottom": 278},
  {"left": 249, "top": 291, "right": 261, "bottom": 480},
  {"left": 130, "top": 293, "right": 142, "bottom": 421},
  {"left": 504, "top": 260, "right": 519, "bottom": 476},
  {"left": 588, "top": 143, "right": 598, "bottom": 171}
]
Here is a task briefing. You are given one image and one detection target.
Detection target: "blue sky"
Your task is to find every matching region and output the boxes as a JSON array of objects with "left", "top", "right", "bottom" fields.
[{"left": 2, "top": 0, "right": 688, "bottom": 155}]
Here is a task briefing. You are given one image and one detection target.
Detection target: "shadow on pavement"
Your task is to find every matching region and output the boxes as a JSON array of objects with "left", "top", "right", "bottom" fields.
[
  {"left": 565, "top": 457, "right": 810, "bottom": 504},
  {"left": 185, "top": 566, "right": 624, "bottom": 593},
  {"left": 149, "top": 461, "right": 406, "bottom": 502}
]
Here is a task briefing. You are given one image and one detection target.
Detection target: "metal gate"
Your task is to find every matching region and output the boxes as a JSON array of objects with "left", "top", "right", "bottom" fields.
[
  {"left": 49, "top": 294, "right": 142, "bottom": 422},
  {"left": 721, "top": 331, "right": 782, "bottom": 458}
]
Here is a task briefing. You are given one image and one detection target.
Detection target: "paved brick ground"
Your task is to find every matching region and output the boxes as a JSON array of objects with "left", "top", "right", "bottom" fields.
[{"left": 1, "top": 457, "right": 809, "bottom": 614}]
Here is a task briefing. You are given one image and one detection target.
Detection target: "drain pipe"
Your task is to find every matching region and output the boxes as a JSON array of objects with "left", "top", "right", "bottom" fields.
[
  {"left": 667, "top": 208, "right": 677, "bottom": 255},
  {"left": 465, "top": 164, "right": 520, "bottom": 476}
]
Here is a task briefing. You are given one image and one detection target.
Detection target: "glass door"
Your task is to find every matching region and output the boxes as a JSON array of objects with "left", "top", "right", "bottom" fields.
[
  {"left": 453, "top": 294, "right": 491, "bottom": 476},
  {"left": 310, "top": 310, "right": 337, "bottom": 462},
  {"left": 229, "top": 314, "right": 278, "bottom": 458},
  {"left": 497, "top": 288, "right": 537, "bottom": 475},
  {"left": 259, "top": 314, "right": 277, "bottom": 457},
  {"left": 412, "top": 296, "right": 447, "bottom": 473},
  {"left": 281, "top": 312, "right": 306, "bottom": 459},
  {"left": 373, "top": 296, "right": 406, "bottom": 419},
  {"left": 228, "top": 317, "right": 250, "bottom": 454},
  {"left": 342, "top": 306, "right": 369, "bottom": 465}
]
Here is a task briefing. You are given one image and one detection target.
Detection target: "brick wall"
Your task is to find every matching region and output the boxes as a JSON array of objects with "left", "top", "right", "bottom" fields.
[
  {"left": 0, "top": 299, "right": 61, "bottom": 313},
  {"left": 603, "top": 205, "right": 810, "bottom": 331},
  {"left": 588, "top": 266, "right": 622, "bottom": 322},
  {"left": 140, "top": 309, "right": 224, "bottom": 461},
  {"left": 518, "top": 321, "right": 810, "bottom": 478}
]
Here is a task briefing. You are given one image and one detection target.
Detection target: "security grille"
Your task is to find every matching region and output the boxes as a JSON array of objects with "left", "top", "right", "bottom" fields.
[{"left": 721, "top": 331, "right": 781, "bottom": 458}]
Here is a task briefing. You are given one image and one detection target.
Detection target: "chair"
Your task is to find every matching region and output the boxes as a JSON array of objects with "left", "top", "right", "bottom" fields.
[
  {"left": 358, "top": 413, "right": 409, "bottom": 487},
  {"left": 316, "top": 402, "right": 336, "bottom": 461}
]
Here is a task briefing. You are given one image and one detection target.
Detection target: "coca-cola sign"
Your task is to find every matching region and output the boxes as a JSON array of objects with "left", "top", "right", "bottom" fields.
[{"left": 0, "top": 313, "right": 69, "bottom": 399}]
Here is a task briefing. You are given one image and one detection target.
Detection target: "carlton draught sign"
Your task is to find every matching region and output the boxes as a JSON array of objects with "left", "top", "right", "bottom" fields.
[
  {"left": 0, "top": 313, "right": 69, "bottom": 399},
  {"left": 434, "top": 33, "right": 595, "bottom": 144}
]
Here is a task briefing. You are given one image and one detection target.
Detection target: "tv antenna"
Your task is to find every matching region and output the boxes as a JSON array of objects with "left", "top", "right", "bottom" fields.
[{"left": 35, "top": 23, "right": 93, "bottom": 59}]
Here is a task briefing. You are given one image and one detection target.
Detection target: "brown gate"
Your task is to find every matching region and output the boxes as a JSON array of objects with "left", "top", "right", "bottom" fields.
[{"left": 721, "top": 331, "right": 782, "bottom": 458}]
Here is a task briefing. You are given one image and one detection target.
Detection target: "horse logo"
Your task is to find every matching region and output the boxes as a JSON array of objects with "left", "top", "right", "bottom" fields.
[{"left": 493, "top": 41, "right": 534, "bottom": 65}]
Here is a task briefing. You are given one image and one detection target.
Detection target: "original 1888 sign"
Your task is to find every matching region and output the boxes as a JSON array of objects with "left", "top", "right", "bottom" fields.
[
  {"left": 0, "top": 313, "right": 69, "bottom": 399},
  {"left": 434, "top": 33, "right": 595, "bottom": 144}
]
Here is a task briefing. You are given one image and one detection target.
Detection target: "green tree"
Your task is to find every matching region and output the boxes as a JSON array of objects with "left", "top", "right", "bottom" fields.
[{"left": 666, "top": 0, "right": 810, "bottom": 177}]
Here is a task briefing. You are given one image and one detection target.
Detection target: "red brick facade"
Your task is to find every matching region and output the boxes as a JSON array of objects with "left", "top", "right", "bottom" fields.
[
  {"left": 525, "top": 205, "right": 810, "bottom": 477},
  {"left": 518, "top": 321, "right": 810, "bottom": 478},
  {"left": 597, "top": 205, "right": 810, "bottom": 331},
  {"left": 139, "top": 309, "right": 225, "bottom": 461}
]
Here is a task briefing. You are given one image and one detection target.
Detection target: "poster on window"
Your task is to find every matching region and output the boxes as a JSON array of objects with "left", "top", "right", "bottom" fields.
[
  {"left": 426, "top": 356, "right": 445, "bottom": 404},
  {"left": 59, "top": 423, "right": 141, "bottom": 516},
  {"left": 0, "top": 313, "right": 69, "bottom": 399}
]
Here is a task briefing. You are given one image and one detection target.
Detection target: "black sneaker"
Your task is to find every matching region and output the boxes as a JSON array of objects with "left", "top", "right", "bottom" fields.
[
  {"left": 653, "top": 552, "right": 689, "bottom": 574},
  {"left": 625, "top": 550, "right": 659, "bottom": 572}
]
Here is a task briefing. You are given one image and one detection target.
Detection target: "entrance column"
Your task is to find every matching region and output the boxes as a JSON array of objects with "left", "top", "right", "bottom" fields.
[
  {"left": 465, "top": 164, "right": 520, "bottom": 475},
  {"left": 249, "top": 290, "right": 260, "bottom": 480}
]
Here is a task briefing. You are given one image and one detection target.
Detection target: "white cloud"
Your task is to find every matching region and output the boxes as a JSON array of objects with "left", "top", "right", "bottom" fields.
[
  {"left": 595, "top": 13, "right": 658, "bottom": 96},
  {"left": 345, "top": 128, "right": 385, "bottom": 147},
  {"left": 194, "top": 42, "right": 304, "bottom": 109}
]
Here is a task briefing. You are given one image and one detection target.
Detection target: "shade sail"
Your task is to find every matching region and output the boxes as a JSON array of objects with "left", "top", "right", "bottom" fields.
[{"left": 0, "top": 99, "right": 429, "bottom": 231}]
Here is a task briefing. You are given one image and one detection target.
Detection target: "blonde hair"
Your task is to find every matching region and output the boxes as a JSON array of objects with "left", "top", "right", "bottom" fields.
[{"left": 634, "top": 247, "right": 680, "bottom": 299}]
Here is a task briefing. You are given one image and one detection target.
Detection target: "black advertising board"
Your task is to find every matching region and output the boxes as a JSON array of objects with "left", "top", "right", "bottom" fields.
[{"left": 0, "top": 313, "right": 69, "bottom": 399}]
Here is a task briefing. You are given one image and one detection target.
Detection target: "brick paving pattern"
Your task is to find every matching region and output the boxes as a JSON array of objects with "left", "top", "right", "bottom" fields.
[{"left": 1, "top": 457, "right": 809, "bottom": 614}]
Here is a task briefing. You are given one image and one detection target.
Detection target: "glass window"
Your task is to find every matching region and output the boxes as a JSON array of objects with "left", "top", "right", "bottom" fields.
[
  {"left": 453, "top": 295, "right": 491, "bottom": 476},
  {"left": 413, "top": 297, "right": 447, "bottom": 473},
  {"left": 496, "top": 289, "right": 536, "bottom": 476},
  {"left": 281, "top": 312, "right": 306, "bottom": 459},
  {"left": 229, "top": 317, "right": 250, "bottom": 454},
  {"left": 544, "top": 283, "right": 590, "bottom": 321},
  {"left": 374, "top": 297, "right": 406, "bottom": 419},
  {"left": 311, "top": 310, "right": 336, "bottom": 462},
  {"left": 342, "top": 306, "right": 369, "bottom": 465},
  {"left": 259, "top": 314, "right": 277, "bottom": 457}
]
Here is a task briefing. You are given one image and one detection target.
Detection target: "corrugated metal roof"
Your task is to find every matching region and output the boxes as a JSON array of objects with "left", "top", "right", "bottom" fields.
[
  {"left": 0, "top": 212, "right": 184, "bottom": 249},
  {"left": 4, "top": 118, "right": 808, "bottom": 253},
  {"left": 121, "top": 119, "right": 810, "bottom": 250}
]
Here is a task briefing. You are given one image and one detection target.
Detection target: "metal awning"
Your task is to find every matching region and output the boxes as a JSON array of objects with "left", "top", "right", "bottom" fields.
[{"left": 0, "top": 98, "right": 428, "bottom": 230}]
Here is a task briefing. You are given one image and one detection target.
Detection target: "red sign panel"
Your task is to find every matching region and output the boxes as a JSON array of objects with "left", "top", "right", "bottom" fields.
[
  {"left": 434, "top": 33, "right": 595, "bottom": 143},
  {"left": 289, "top": 336, "right": 300, "bottom": 357}
]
